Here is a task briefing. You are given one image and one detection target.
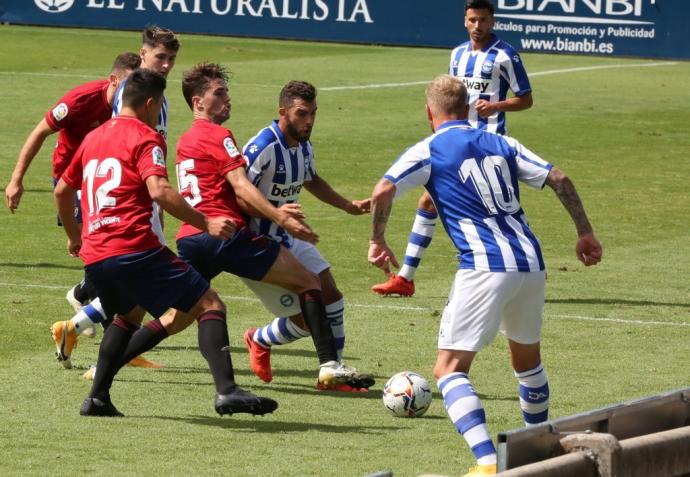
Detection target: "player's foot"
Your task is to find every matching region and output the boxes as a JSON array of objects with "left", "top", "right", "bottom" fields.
[
  {"left": 214, "top": 386, "right": 278, "bottom": 416},
  {"left": 81, "top": 325, "right": 97, "bottom": 338},
  {"left": 461, "top": 464, "right": 496, "bottom": 477},
  {"left": 126, "top": 355, "right": 165, "bottom": 368},
  {"left": 317, "top": 361, "right": 375, "bottom": 391},
  {"left": 243, "top": 327, "right": 272, "bottom": 383},
  {"left": 51, "top": 320, "right": 78, "bottom": 369},
  {"left": 82, "top": 365, "right": 96, "bottom": 380},
  {"left": 79, "top": 397, "right": 124, "bottom": 417},
  {"left": 371, "top": 274, "right": 415, "bottom": 297}
]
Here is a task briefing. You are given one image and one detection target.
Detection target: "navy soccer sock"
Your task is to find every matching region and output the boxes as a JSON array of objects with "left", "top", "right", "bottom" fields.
[
  {"left": 299, "top": 290, "right": 338, "bottom": 365},
  {"left": 198, "top": 310, "right": 236, "bottom": 394}
]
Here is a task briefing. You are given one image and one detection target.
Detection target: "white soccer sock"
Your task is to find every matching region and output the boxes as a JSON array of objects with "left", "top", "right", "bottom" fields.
[
  {"left": 515, "top": 363, "right": 550, "bottom": 426},
  {"left": 438, "top": 372, "right": 497, "bottom": 466},
  {"left": 254, "top": 317, "right": 309, "bottom": 348},
  {"left": 325, "top": 299, "right": 345, "bottom": 362},
  {"left": 399, "top": 208, "right": 437, "bottom": 281},
  {"left": 70, "top": 298, "right": 107, "bottom": 336}
]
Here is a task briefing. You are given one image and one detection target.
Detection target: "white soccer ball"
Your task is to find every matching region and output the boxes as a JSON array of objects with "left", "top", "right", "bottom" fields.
[{"left": 382, "top": 371, "right": 433, "bottom": 418}]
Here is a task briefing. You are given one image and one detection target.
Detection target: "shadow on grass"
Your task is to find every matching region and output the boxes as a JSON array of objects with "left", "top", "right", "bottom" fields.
[
  {"left": 0, "top": 262, "right": 83, "bottom": 271},
  {"left": 546, "top": 298, "right": 690, "bottom": 308},
  {"left": 147, "top": 414, "right": 400, "bottom": 434}
]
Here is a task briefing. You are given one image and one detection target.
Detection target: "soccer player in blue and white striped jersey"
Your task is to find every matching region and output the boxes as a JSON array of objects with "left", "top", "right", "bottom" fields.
[
  {"left": 372, "top": 0, "right": 533, "bottom": 297},
  {"left": 369, "top": 75, "right": 602, "bottom": 477},
  {"left": 240, "top": 81, "right": 373, "bottom": 391}
]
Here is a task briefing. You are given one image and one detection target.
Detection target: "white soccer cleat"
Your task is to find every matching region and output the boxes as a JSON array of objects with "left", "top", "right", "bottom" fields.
[{"left": 317, "top": 361, "right": 375, "bottom": 391}]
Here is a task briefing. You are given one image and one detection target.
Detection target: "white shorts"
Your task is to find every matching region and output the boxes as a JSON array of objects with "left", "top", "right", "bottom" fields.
[
  {"left": 438, "top": 269, "right": 545, "bottom": 352},
  {"left": 240, "top": 238, "right": 330, "bottom": 317}
]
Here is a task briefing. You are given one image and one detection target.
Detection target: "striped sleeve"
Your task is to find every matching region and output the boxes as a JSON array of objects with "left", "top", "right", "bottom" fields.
[{"left": 383, "top": 139, "right": 432, "bottom": 198}]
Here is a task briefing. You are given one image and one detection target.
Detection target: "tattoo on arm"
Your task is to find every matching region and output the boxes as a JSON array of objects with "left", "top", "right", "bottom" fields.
[
  {"left": 549, "top": 172, "right": 593, "bottom": 236},
  {"left": 370, "top": 202, "right": 392, "bottom": 243}
]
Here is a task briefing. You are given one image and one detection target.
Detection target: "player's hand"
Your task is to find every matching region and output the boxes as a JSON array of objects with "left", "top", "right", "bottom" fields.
[
  {"left": 5, "top": 180, "right": 23, "bottom": 213},
  {"left": 346, "top": 198, "right": 371, "bottom": 215},
  {"left": 67, "top": 238, "right": 81, "bottom": 257},
  {"left": 283, "top": 216, "right": 319, "bottom": 245},
  {"left": 576, "top": 232, "right": 602, "bottom": 267},
  {"left": 278, "top": 203, "right": 305, "bottom": 220},
  {"left": 207, "top": 217, "right": 236, "bottom": 240},
  {"left": 368, "top": 241, "right": 399, "bottom": 270},
  {"left": 475, "top": 99, "right": 497, "bottom": 118}
]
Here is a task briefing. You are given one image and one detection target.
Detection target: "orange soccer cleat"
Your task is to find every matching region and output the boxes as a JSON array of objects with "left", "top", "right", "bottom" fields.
[
  {"left": 243, "top": 327, "right": 273, "bottom": 383},
  {"left": 371, "top": 274, "right": 415, "bottom": 297}
]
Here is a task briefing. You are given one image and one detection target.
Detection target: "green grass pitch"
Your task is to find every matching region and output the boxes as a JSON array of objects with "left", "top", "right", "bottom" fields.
[{"left": 0, "top": 25, "right": 688, "bottom": 477}]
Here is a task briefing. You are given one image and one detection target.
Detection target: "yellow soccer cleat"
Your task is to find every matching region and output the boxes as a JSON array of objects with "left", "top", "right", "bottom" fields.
[
  {"left": 51, "top": 320, "right": 78, "bottom": 369},
  {"left": 461, "top": 464, "right": 497, "bottom": 477},
  {"left": 127, "top": 355, "right": 165, "bottom": 369}
]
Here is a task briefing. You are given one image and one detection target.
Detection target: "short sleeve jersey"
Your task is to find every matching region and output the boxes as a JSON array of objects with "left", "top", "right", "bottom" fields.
[
  {"left": 449, "top": 34, "right": 531, "bottom": 134},
  {"left": 44, "top": 79, "right": 112, "bottom": 179},
  {"left": 61, "top": 116, "right": 168, "bottom": 265},
  {"left": 243, "top": 120, "right": 316, "bottom": 246},
  {"left": 383, "top": 120, "right": 552, "bottom": 272},
  {"left": 175, "top": 119, "right": 247, "bottom": 240}
]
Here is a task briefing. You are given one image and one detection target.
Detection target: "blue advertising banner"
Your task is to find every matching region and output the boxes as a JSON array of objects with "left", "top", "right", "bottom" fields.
[{"left": 0, "top": 0, "right": 687, "bottom": 59}]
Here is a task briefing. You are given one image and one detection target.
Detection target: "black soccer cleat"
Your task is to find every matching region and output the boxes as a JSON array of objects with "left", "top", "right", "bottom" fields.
[
  {"left": 80, "top": 397, "right": 124, "bottom": 417},
  {"left": 214, "top": 386, "right": 278, "bottom": 416},
  {"left": 349, "top": 374, "right": 376, "bottom": 389}
]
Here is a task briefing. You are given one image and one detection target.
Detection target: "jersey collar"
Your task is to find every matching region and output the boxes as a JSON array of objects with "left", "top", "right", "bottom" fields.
[
  {"left": 270, "top": 120, "right": 291, "bottom": 150},
  {"left": 437, "top": 119, "right": 472, "bottom": 132}
]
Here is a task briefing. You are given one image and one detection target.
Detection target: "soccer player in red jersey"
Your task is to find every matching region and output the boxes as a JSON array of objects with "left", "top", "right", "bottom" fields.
[
  {"left": 55, "top": 69, "right": 277, "bottom": 417},
  {"left": 173, "top": 62, "right": 372, "bottom": 391},
  {"left": 6, "top": 52, "right": 140, "bottom": 214}
]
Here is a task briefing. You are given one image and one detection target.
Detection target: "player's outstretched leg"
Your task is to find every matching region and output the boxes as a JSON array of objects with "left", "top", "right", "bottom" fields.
[{"left": 438, "top": 372, "right": 496, "bottom": 476}]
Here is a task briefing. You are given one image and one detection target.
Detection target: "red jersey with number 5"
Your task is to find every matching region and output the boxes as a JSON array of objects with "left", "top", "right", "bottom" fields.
[
  {"left": 45, "top": 79, "right": 113, "bottom": 180},
  {"left": 175, "top": 118, "right": 247, "bottom": 240},
  {"left": 61, "top": 116, "right": 168, "bottom": 265}
]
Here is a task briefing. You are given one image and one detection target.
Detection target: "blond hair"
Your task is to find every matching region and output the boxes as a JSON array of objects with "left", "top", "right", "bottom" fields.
[{"left": 426, "top": 74, "right": 467, "bottom": 117}]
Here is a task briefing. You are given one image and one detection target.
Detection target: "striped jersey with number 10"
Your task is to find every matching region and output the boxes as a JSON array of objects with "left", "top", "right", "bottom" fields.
[
  {"left": 383, "top": 120, "right": 552, "bottom": 272},
  {"left": 449, "top": 33, "right": 531, "bottom": 135},
  {"left": 243, "top": 120, "right": 315, "bottom": 247}
]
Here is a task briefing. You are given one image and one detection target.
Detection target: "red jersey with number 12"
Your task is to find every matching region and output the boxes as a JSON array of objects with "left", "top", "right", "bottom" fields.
[
  {"left": 61, "top": 116, "right": 168, "bottom": 265},
  {"left": 175, "top": 119, "right": 247, "bottom": 240},
  {"left": 45, "top": 79, "right": 112, "bottom": 179}
]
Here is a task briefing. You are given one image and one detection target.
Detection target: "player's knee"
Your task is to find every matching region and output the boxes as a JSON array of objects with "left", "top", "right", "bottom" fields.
[{"left": 202, "top": 288, "right": 226, "bottom": 313}]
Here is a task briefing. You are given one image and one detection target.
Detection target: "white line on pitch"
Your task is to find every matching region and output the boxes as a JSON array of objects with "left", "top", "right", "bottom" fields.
[
  {"left": 1, "top": 62, "right": 677, "bottom": 87},
  {"left": 320, "top": 62, "right": 677, "bottom": 91},
  {"left": 2, "top": 282, "right": 687, "bottom": 327}
]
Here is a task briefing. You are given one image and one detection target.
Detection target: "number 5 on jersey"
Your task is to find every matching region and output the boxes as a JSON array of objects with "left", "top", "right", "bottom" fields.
[{"left": 176, "top": 159, "right": 202, "bottom": 207}]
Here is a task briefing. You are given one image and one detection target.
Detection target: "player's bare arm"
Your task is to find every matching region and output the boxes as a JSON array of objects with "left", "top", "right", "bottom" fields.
[
  {"left": 475, "top": 92, "right": 533, "bottom": 118},
  {"left": 227, "top": 167, "right": 319, "bottom": 244},
  {"left": 304, "top": 174, "right": 370, "bottom": 215},
  {"left": 6, "top": 119, "right": 55, "bottom": 213},
  {"left": 545, "top": 166, "right": 603, "bottom": 267},
  {"left": 146, "top": 174, "right": 235, "bottom": 240},
  {"left": 54, "top": 179, "right": 82, "bottom": 257},
  {"left": 368, "top": 178, "right": 399, "bottom": 270}
]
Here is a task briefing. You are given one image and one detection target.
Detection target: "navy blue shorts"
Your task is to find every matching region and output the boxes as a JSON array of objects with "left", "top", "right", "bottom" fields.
[
  {"left": 177, "top": 227, "right": 280, "bottom": 282},
  {"left": 52, "top": 177, "right": 82, "bottom": 226},
  {"left": 84, "top": 246, "right": 209, "bottom": 319}
]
